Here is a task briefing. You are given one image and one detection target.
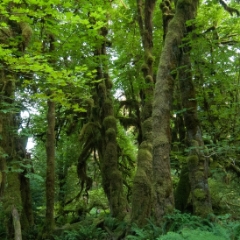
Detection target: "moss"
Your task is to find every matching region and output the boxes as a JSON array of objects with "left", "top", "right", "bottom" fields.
[
  {"left": 105, "top": 78, "right": 113, "bottom": 89},
  {"left": 19, "top": 22, "right": 33, "bottom": 48},
  {"left": 188, "top": 155, "right": 199, "bottom": 168},
  {"left": 193, "top": 188, "right": 206, "bottom": 200},
  {"left": 85, "top": 98, "right": 94, "bottom": 107},
  {"left": 0, "top": 27, "right": 12, "bottom": 44},
  {"left": 106, "top": 128, "right": 116, "bottom": 141},
  {"left": 142, "top": 118, "right": 152, "bottom": 138},
  {"left": 79, "top": 122, "right": 100, "bottom": 142},
  {"left": 141, "top": 63, "right": 149, "bottom": 72},
  {"left": 103, "top": 116, "right": 116, "bottom": 129},
  {"left": 146, "top": 54, "right": 154, "bottom": 65},
  {"left": 142, "top": 102, "right": 153, "bottom": 120},
  {"left": 103, "top": 99, "right": 114, "bottom": 115},
  {"left": 140, "top": 141, "right": 153, "bottom": 152},
  {"left": 145, "top": 74, "right": 153, "bottom": 83},
  {"left": 98, "top": 82, "right": 106, "bottom": 92},
  {"left": 195, "top": 170, "right": 204, "bottom": 180},
  {"left": 131, "top": 174, "right": 152, "bottom": 226},
  {"left": 137, "top": 148, "right": 152, "bottom": 175},
  {"left": 175, "top": 165, "right": 191, "bottom": 211},
  {"left": 153, "top": 135, "right": 169, "bottom": 147}
]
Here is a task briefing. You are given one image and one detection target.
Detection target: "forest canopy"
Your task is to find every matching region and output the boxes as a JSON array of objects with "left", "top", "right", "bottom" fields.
[{"left": 0, "top": 0, "right": 240, "bottom": 239}]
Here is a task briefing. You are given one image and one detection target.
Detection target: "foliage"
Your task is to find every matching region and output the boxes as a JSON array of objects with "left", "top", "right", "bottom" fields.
[
  {"left": 1, "top": 0, "right": 240, "bottom": 239},
  {"left": 53, "top": 225, "right": 107, "bottom": 240}
]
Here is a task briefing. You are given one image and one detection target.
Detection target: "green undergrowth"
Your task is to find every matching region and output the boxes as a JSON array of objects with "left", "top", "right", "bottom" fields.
[{"left": 50, "top": 211, "right": 240, "bottom": 240}]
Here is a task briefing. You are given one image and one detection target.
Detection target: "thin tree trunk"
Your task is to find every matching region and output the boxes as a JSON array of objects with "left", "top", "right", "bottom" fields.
[
  {"left": 40, "top": 32, "right": 56, "bottom": 239},
  {"left": 152, "top": 0, "right": 199, "bottom": 221},
  {"left": 44, "top": 99, "right": 56, "bottom": 236}
]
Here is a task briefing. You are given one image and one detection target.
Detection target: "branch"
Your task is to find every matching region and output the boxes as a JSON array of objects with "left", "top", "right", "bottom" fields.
[{"left": 219, "top": 0, "right": 239, "bottom": 16}]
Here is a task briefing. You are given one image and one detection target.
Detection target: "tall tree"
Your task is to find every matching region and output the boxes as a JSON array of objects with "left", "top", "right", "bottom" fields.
[
  {"left": 131, "top": 0, "right": 156, "bottom": 226},
  {"left": 178, "top": 40, "right": 212, "bottom": 216},
  {"left": 0, "top": 3, "right": 33, "bottom": 238},
  {"left": 152, "top": 0, "right": 199, "bottom": 221},
  {"left": 42, "top": 33, "right": 56, "bottom": 238}
]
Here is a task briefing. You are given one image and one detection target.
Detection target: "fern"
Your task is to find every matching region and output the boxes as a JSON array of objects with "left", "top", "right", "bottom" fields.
[
  {"left": 157, "top": 232, "right": 184, "bottom": 240},
  {"left": 158, "top": 229, "right": 228, "bottom": 240}
]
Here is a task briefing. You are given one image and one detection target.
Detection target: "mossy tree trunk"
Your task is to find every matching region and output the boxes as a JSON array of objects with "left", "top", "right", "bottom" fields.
[
  {"left": 178, "top": 47, "right": 212, "bottom": 216},
  {"left": 0, "top": 66, "right": 23, "bottom": 240},
  {"left": 43, "top": 99, "right": 56, "bottom": 237},
  {"left": 96, "top": 33, "right": 126, "bottom": 220},
  {"left": 0, "top": 11, "right": 32, "bottom": 239},
  {"left": 16, "top": 131, "right": 34, "bottom": 231},
  {"left": 152, "top": 0, "right": 199, "bottom": 221},
  {"left": 174, "top": 165, "right": 191, "bottom": 211},
  {"left": 76, "top": 22, "right": 126, "bottom": 220},
  {"left": 42, "top": 33, "right": 56, "bottom": 238},
  {"left": 131, "top": 0, "right": 156, "bottom": 226}
]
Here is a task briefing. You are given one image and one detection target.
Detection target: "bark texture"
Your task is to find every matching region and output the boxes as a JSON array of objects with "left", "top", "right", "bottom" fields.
[{"left": 152, "top": 0, "right": 199, "bottom": 221}]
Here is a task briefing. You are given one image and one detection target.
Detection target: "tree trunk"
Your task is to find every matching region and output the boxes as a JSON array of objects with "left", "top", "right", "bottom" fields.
[
  {"left": 43, "top": 99, "right": 56, "bottom": 237},
  {"left": 98, "top": 54, "right": 126, "bottom": 220},
  {"left": 131, "top": 0, "right": 156, "bottom": 226},
  {"left": 152, "top": 0, "right": 199, "bottom": 221},
  {"left": 174, "top": 165, "right": 191, "bottom": 211},
  {"left": 0, "top": 58, "right": 22, "bottom": 240},
  {"left": 12, "top": 206, "right": 22, "bottom": 240},
  {"left": 178, "top": 48, "right": 212, "bottom": 216}
]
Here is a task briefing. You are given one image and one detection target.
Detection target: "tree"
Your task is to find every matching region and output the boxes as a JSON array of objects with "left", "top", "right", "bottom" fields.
[
  {"left": 152, "top": 0, "right": 200, "bottom": 221},
  {"left": 131, "top": 0, "right": 156, "bottom": 226}
]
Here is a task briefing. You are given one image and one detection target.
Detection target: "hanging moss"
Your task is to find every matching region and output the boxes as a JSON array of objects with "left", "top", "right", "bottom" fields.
[{"left": 79, "top": 122, "right": 100, "bottom": 142}]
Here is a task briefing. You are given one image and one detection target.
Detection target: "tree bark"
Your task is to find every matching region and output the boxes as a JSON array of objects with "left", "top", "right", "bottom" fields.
[{"left": 152, "top": 0, "right": 199, "bottom": 221}]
